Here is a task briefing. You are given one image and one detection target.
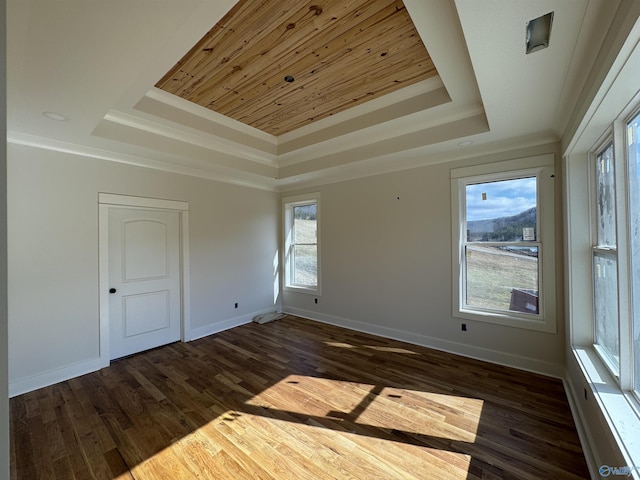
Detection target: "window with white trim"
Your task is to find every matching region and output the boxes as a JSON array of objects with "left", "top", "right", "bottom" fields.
[
  {"left": 593, "top": 110, "right": 640, "bottom": 401},
  {"left": 283, "top": 193, "right": 321, "bottom": 294},
  {"left": 592, "top": 141, "right": 620, "bottom": 376},
  {"left": 451, "top": 155, "right": 556, "bottom": 332}
]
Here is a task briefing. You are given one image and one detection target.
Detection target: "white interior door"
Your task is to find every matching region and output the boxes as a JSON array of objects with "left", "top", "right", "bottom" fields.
[{"left": 108, "top": 207, "right": 181, "bottom": 360}]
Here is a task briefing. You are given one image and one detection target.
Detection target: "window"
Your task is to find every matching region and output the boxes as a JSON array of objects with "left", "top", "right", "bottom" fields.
[
  {"left": 592, "top": 142, "right": 620, "bottom": 375},
  {"left": 584, "top": 107, "right": 640, "bottom": 402},
  {"left": 465, "top": 177, "right": 539, "bottom": 314},
  {"left": 283, "top": 193, "right": 321, "bottom": 294},
  {"left": 451, "top": 155, "right": 556, "bottom": 332}
]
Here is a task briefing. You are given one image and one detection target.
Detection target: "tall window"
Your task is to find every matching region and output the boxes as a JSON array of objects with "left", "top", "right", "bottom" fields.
[
  {"left": 464, "top": 177, "right": 539, "bottom": 314},
  {"left": 585, "top": 109, "right": 640, "bottom": 402},
  {"left": 283, "top": 193, "right": 321, "bottom": 294},
  {"left": 627, "top": 112, "right": 640, "bottom": 398},
  {"left": 593, "top": 142, "right": 620, "bottom": 375},
  {"left": 451, "top": 155, "right": 556, "bottom": 333}
]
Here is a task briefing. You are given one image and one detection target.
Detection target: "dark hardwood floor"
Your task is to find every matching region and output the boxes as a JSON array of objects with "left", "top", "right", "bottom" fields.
[{"left": 10, "top": 315, "right": 590, "bottom": 479}]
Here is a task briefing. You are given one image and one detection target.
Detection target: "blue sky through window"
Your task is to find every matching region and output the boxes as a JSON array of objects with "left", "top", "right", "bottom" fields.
[{"left": 466, "top": 177, "right": 537, "bottom": 221}]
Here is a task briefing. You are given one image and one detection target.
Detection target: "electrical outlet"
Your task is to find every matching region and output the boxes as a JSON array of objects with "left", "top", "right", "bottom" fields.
[
  {"left": 461, "top": 323, "right": 467, "bottom": 331},
  {"left": 314, "top": 298, "right": 318, "bottom": 304},
  {"left": 234, "top": 302, "right": 238, "bottom": 309}
]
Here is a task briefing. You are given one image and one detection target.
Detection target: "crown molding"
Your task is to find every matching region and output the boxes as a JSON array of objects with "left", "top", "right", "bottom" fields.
[{"left": 7, "top": 131, "right": 279, "bottom": 192}]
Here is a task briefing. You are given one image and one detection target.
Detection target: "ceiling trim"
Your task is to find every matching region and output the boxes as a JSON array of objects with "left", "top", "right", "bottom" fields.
[
  {"left": 278, "top": 113, "right": 489, "bottom": 179},
  {"left": 277, "top": 77, "right": 445, "bottom": 142},
  {"left": 276, "top": 100, "right": 486, "bottom": 167},
  {"left": 138, "top": 88, "right": 276, "bottom": 148},
  {"left": 562, "top": 0, "right": 640, "bottom": 155},
  {"left": 277, "top": 83, "right": 451, "bottom": 155},
  {"left": 134, "top": 76, "right": 453, "bottom": 157},
  {"left": 7, "top": 131, "right": 279, "bottom": 192},
  {"left": 276, "top": 136, "right": 560, "bottom": 193},
  {"left": 91, "top": 119, "right": 278, "bottom": 178},
  {"left": 101, "top": 109, "right": 278, "bottom": 167}
]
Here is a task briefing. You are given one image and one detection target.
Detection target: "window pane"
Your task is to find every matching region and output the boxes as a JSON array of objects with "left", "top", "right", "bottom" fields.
[
  {"left": 627, "top": 113, "right": 640, "bottom": 394},
  {"left": 596, "top": 143, "right": 616, "bottom": 246},
  {"left": 593, "top": 252, "right": 620, "bottom": 373},
  {"left": 293, "top": 244, "right": 317, "bottom": 286},
  {"left": 465, "top": 245, "right": 539, "bottom": 314},
  {"left": 466, "top": 177, "right": 537, "bottom": 242},
  {"left": 293, "top": 204, "right": 316, "bottom": 244}
]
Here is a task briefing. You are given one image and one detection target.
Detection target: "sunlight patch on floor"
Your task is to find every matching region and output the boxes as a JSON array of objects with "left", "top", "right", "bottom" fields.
[{"left": 244, "top": 375, "right": 483, "bottom": 443}]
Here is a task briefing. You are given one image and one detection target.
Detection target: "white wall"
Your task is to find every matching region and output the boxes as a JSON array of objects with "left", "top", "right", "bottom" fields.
[
  {"left": 7, "top": 143, "right": 280, "bottom": 394},
  {"left": 1, "top": 0, "right": 10, "bottom": 474},
  {"left": 283, "top": 143, "right": 566, "bottom": 376}
]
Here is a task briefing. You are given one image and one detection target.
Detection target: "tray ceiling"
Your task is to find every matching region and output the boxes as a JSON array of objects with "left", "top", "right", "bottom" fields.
[
  {"left": 7, "top": 0, "right": 617, "bottom": 191},
  {"left": 155, "top": 0, "right": 437, "bottom": 136}
]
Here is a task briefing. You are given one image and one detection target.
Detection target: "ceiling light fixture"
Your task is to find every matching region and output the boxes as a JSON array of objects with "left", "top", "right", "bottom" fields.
[
  {"left": 526, "top": 12, "right": 553, "bottom": 54},
  {"left": 458, "top": 140, "right": 473, "bottom": 147},
  {"left": 42, "top": 111, "right": 68, "bottom": 121},
  {"left": 284, "top": 75, "right": 295, "bottom": 83}
]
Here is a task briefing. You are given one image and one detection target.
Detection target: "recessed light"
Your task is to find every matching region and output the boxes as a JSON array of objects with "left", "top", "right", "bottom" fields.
[
  {"left": 284, "top": 75, "right": 295, "bottom": 83},
  {"left": 43, "top": 111, "right": 68, "bottom": 121},
  {"left": 458, "top": 140, "right": 473, "bottom": 147}
]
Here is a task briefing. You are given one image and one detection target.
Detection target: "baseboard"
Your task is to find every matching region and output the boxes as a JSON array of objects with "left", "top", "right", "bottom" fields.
[
  {"left": 10, "top": 308, "right": 280, "bottom": 397},
  {"left": 9, "top": 356, "right": 108, "bottom": 398},
  {"left": 188, "top": 308, "right": 278, "bottom": 341},
  {"left": 283, "top": 307, "right": 564, "bottom": 378},
  {"left": 563, "top": 373, "right": 599, "bottom": 479}
]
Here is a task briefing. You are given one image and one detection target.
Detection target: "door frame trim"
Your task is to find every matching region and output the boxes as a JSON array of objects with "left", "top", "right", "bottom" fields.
[{"left": 98, "top": 193, "right": 191, "bottom": 365}]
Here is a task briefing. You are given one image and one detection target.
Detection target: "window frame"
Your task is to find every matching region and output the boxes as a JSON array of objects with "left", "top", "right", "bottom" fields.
[
  {"left": 451, "top": 154, "right": 557, "bottom": 333},
  {"left": 568, "top": 104, "right": 640, "bottom": 469},
  {"left": 282, "top": 192, "right": 321, "bottom": 295},
  {"left": 590, "top": 136, "right": 623, "bottom": 379},
  {"left": 627, "top": 107, "right": 640, "bottom": 402}
]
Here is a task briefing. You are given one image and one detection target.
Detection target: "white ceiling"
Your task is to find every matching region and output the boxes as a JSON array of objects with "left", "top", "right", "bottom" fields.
[{"left": 6, "top": 0, "right": 618, "bottom": 192}]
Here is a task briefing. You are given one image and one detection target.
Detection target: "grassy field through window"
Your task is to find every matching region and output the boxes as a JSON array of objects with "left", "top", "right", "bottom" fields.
[{"left": 466, "top": 246, "right": 538, "bottom": 312}]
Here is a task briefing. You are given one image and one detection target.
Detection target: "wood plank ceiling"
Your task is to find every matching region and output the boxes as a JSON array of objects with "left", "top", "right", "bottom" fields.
[{"left": 156, "top": 0, "right": 438, "bottom": 136}]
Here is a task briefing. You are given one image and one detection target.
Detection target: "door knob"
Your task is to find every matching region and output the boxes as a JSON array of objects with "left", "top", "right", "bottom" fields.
[{"left": 109, "top": 288, "right": 117, "bottom": 294}]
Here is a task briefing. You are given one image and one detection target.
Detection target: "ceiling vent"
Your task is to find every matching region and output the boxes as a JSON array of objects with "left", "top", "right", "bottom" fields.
[{"left": 526, "top": 12, "right": 554, "bottom": 54}]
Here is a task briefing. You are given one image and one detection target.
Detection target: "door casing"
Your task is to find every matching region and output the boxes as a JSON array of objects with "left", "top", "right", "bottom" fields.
[{"left": 98, "top": 193, "right": 191, "bottom": 366}]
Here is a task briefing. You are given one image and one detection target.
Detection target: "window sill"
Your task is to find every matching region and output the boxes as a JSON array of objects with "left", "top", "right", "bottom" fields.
[
  {"left": 454, "top": 308, "right": 555, "bottom": 333},
  {"left": 283, "top": 285, "right": 321, "bottom": 296},
  {"left": 573, "top": 347, "right": 640, "bottom": 479}
]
